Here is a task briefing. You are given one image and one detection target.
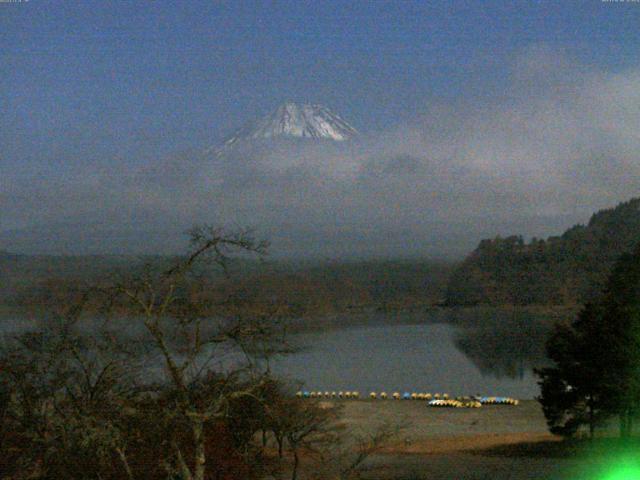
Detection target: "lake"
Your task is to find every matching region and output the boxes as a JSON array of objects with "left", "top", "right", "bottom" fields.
[
  {"left": 0, "top": 307, "right": 567, "bottom": 399},
  {"left": 271, "top": 309, "right": 566, "bottom": 399}
]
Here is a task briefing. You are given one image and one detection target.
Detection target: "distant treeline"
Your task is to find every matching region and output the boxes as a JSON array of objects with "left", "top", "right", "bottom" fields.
[
  {"left": 13, "top": 198, "right": 638, "bottom": 313},
  {"left": 0, "top": 252, "right": 455, "bottom": 316},
  {"left": 445, "top": 198, "right": 640, "bottom": 306}
]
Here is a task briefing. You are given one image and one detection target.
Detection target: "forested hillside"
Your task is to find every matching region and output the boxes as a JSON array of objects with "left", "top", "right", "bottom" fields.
[
  {"left": 445, "top": 198, "right": 640, "bottom": 306},
  {"left": 0, "top": 253, "right": 454, "bottom": 316}
]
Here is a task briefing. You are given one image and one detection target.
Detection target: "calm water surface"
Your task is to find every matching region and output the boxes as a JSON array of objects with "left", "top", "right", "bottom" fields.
[
  {"left": 271, "top": 320, "right": 546, "bottom": 399},
  {"left": 1, "top": 308, "right": 561, "bottom": 399}
]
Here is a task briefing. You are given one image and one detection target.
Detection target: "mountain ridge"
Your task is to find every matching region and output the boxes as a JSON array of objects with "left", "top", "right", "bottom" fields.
[{"left": 209, "top": 101, "right": 358, "bottom": 157}]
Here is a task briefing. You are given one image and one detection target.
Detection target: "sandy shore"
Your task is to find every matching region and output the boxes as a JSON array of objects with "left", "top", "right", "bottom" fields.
[
  {"left": 336, "top": 399, "right": 550, "bottom": 438},
  {"left": 323, "top": 400, "right": 597, "bottom": 479}
]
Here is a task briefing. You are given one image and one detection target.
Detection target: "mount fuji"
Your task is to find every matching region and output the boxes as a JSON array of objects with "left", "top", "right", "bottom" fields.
[{"left": 209, "top": 102, "right": 358, "bottom": 157}]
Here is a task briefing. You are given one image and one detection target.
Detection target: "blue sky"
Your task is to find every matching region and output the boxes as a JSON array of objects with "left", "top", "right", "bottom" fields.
[
  {"left": 2, "top": 1, "right": 640, "bottom": 255},
  {"left": 3, "top": 1, "right": 639, "bottom": 172}
]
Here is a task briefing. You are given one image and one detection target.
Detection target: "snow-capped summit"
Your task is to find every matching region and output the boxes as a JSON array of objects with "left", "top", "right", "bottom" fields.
[
  {"left": 213, "top": 102, "right": 358, "bottom": 155},
  {"left": 249, "top": 101, "right": 357, "bottom": 141}
]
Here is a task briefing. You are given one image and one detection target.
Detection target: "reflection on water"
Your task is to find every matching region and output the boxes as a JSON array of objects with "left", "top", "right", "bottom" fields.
[
  {"left": 451, "top": 309, "right": 567, "bottom": 380},
  {"left": 271, "top": 308, "right": 573, "bottom": 399},
  {"left": 0, "top": 307, "right": 573, "bottom": 399}
]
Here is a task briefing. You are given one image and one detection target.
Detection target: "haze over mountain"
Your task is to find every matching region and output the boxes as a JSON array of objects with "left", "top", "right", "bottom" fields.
[
  {"left": 211, "top": 101, "right": 358, "bottom": 156},
  {"left": 203, "top": 101, "right": 361, "bottom": 178},
  {"left": 3, "top": 43, "right": 640, "bottom": 258}
]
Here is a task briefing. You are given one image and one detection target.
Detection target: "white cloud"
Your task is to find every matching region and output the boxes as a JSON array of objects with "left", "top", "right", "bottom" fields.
[{"left": 4, "top": 47, "right": 640, "bottom": 256}]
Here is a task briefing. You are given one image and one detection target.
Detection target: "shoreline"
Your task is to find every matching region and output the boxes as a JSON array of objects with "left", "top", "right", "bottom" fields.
[{"left": 286, "top": 304, "right": 578, "bottom": 333}]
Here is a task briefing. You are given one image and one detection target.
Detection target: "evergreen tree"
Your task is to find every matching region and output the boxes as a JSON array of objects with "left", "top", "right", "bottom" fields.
[{"left": 537, "top": 245, "right": 640, "bottom": 438}]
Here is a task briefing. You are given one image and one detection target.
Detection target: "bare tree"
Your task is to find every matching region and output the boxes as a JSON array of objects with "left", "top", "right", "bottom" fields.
[
  {"left": 335, "top": 423, "right": 402, "bottom": 480},
  {"left": 265, "top": 397, "right": 400, "bottom": 480},
  {"left": 281, "top": 401, "right": 339, "bottom": 480},
  {"left": 0, "top": 225, "right": 298, "bottom": 480},
  {"left": 100, "top": 225, "right": 290, "bottom": 480},
  {"left": 1, "top": 225, "right": 400, "bottom": 480},
  {"left": 0, "top": 302, "right": 141, "bottom": 479}
]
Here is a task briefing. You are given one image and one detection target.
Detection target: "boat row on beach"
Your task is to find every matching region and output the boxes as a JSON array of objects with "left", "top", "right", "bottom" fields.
[{"left": 295, "top": 391, "right": 519, "bottom": 407}]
